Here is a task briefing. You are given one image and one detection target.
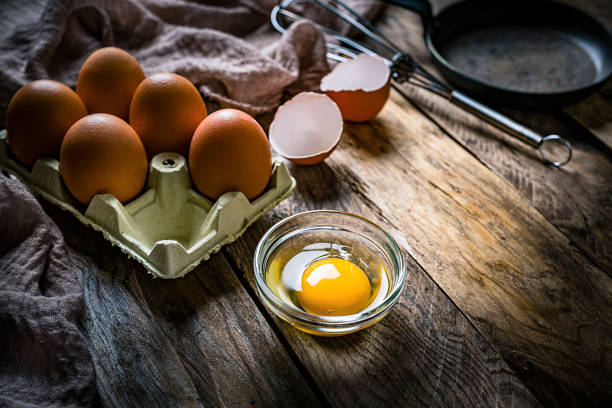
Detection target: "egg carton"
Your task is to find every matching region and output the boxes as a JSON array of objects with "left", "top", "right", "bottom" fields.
[{"left": 0, "top": 130, "right": 295, "bottom": 278}]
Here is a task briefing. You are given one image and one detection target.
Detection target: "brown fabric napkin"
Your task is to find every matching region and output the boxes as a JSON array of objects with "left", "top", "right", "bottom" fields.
[
  {"left": 0, "top": 0, "right": 382, "bottom": 405},
  {"left": 0, "top": 0, "right": 381, "bottom": 125},
  {"left": 0, "top": 174, "right": 96, "bottom": 407}
]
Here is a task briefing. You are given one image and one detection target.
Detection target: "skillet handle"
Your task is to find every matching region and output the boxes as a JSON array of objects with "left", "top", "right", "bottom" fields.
[
  {"left": 450, "top": 91, "right": 573, "bottom": 167},
  {"left": 382, "top": 0, "right": 433, "bottom": 24}
]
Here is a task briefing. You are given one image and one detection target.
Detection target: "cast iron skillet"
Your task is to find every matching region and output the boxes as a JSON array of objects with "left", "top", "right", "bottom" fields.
[{"left": 387, "top": 0, "right": 612, "bottom": 107}]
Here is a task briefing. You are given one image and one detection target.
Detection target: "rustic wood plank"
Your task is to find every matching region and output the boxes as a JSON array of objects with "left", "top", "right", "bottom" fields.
[
  {"left": 423, "top": 1, "right": 612, "bottom": 152},
  {"left": 224, "top": 163, "right": 541, "bottom": 407},
  {"left": 394, "top": 83, "right": 612, "bottom": 275},
  {"left": 377, "top": 6, "right": 612, "bottom": 277},
  {"left": 40, "top": 202, "right": 322, "bottom": 408},
  {"left": 428, "top": 0, "right": 612, "bottom": 29},
  {"left": 564, "top": 81, "right": 612, "bottom": 152},
  {"left": 554, "top": 0, "right": 612, "bottom": 151},
  {"left": 297, "top": 93, "right": 611, "bottom": 407}
]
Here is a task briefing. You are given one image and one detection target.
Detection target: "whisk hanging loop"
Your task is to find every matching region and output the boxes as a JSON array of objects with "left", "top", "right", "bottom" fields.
[{"left": 271, "top": 0, "right": 573, "bottom": 167}]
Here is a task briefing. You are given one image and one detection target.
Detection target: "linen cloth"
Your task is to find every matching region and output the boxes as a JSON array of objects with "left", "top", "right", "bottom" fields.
[
  {"left": 0, "top": 0, "right": 381, "bottom": 124},
  {"left": 0, "top": 175, "right": 96, "bottom": 407},
  {"left": 0, "top": 0, "right": 381, "bottom": 406}
]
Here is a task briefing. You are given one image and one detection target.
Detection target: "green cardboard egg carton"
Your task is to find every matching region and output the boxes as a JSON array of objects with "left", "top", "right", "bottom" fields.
[{"left": 0, "top": 130, "right": 295, "bottom": 278}]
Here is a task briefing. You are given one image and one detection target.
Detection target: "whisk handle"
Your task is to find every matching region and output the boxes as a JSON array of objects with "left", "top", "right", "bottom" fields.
[
  {"left": 382, "top": 0, "right": 432, "bottom": 24},
  {"left": 450, "top": 91, "right": 572, "bottom": 166}
]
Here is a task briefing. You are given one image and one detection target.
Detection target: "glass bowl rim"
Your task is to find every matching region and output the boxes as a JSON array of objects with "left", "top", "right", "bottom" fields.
[{"left": 253, "top": 209, "right": 406, "bottom": 326}]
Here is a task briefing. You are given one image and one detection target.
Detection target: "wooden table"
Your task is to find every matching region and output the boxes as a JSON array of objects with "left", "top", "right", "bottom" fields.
[{"left": 38, "top": 1, "right": 612, "bottom": 407}]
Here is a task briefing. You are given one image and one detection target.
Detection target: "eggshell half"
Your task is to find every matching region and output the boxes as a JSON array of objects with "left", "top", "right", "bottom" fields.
[
  {"left": 269, "top": 92, "right": 343, "bottom": 166},
  {"left": 320, "top": 54, "right": 391, "bottom": 122}
]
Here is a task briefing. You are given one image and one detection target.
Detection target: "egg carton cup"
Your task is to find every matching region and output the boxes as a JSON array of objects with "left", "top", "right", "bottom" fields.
[{"left": 0, "top": 130, "right": 295, "bottom": 278}]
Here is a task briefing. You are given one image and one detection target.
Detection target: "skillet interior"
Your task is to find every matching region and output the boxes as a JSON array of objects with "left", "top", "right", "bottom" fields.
[{"left": 426, "top": 0, "right": 612, "bottom": 104}]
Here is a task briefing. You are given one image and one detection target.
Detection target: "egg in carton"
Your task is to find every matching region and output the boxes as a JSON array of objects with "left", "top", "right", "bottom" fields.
[{"left": 0, "top": 130, "right": 296, "bottom": 278}]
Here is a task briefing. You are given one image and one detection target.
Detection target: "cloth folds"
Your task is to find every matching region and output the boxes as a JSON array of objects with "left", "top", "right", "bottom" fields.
[
  {"left": 0, "top": 0, "right": 382, "bottom": 123},
  {"left": 0, "top": 174, "right": 96, "bottom": 407},
  {"left": 0, "top": 0, "right": 381, "bottom": 405}
]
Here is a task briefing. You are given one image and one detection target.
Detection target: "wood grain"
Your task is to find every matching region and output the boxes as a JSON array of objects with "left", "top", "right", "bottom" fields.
[
  {"left": 40, "top": 202, "right": 322, "bottom": 408},
  {"left": 422, "top": 0, "right": 612, "bottom": 152},
  {"left": 556, "top": 0, "right": 612, "bottom": 151},
  {"left": 224, "top": 161, "right": 541, "bottom": 407},
  {"left": 303, "top": 93, "right": 611, "bottom": 407},
  {"left": 565, "top": 81, "right": 612, "bottom": 152},
  {"left": 377, "top": 6, "right": 612, "bottom": 276},
  {"left": 396, "top": 83, "right": 612, "bottom": 275},
  {"left": 368, "top": 10, "right": 612, "bottom": 402},
  {"left": 430, "top": 0, "right": 612, "bottom": 24},
  {"left": 5, "top": 2, "right": 607, "bottom": 407}
]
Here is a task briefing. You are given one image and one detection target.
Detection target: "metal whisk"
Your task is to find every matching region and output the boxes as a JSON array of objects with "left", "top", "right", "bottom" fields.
[{"left": 271, "top": 0, "right": 573, "bottom": 167}]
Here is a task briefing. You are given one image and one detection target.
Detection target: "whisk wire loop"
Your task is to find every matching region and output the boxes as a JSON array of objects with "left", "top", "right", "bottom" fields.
[
  {"left": 273, "top": 0, "right": 452, "bottom": 97},
  {"left": 270, "top": 0, "right": 573, "bottom": 167}
]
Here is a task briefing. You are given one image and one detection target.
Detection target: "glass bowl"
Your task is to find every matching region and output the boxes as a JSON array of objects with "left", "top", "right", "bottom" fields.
[{"left": 253, "top": 210, "right": 406, "bottom": 336}]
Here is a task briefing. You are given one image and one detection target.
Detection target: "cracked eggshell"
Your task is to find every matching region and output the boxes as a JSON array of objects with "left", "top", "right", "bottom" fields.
[
  {"left": 269, "top": 92, "right": 343, "bottom": 166},
  {"left": 320, "top": 54, "right": 391, "bottom": 122}
]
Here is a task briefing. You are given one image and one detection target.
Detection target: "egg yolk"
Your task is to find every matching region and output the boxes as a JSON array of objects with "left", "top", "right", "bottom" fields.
[{"left": 297, "top": 258, "right": 371, "bottom": 316}]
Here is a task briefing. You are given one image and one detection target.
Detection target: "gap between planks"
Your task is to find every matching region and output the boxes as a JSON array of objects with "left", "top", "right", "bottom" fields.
[
  {"left": 218, "top": 169, "right": 539, "bottom": 406},
  {"left": 376, "top": 4, "right": 612, "bottom": 277},
  {"left": 220, "top": 247, "right": 333, "bottom": 408},
  {"left": 390, "top": 84, "right": 611, "bottom": 279},
  {"left": 336, "top": 93, "right": 611, "bottom": 405}
]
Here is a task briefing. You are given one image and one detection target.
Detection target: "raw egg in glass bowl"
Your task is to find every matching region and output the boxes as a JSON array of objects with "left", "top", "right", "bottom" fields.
[{"left": 254, "top": 210, "right": 406, "bottom": 336}]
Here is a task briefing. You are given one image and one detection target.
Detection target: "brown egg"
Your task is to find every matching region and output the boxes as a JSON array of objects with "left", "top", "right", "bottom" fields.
[
  {"left": 189, "top": 109, "right": 271, "bottom": 201},
  {"left": 76, "top": 47, "right": 145, "bottom": 120},
  {"left": 60, "top": 113, "right": 148, "bottom": 204},
  {"left": 6, "top": 80, "right": 88, "bottom": 167},
  {"left": 130, "top": 73, "right": 207, "bottom": 158}
]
